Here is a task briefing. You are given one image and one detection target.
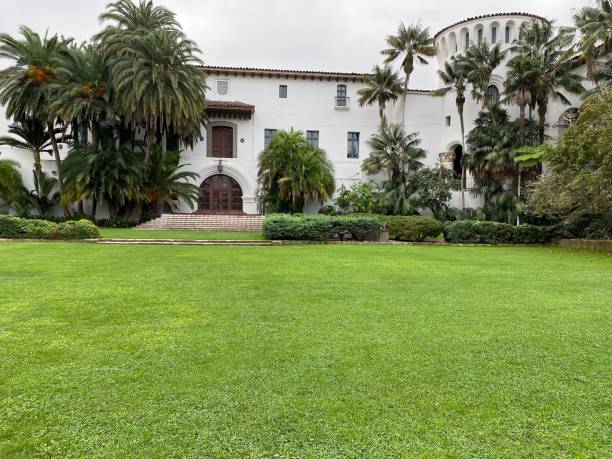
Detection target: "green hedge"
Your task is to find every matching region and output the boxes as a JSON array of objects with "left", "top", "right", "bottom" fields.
[
  {"left": 380, "top": 216, "right": 442, "bottom": 242},
  {"left": 0, "top": 216, "right": 100, "bottom": 240},
  {"left": 263, "top": 214, "right": 381, "bottom": 241},
  {"left": 443, "top": 220, "right": 554, "bottom": 244}
]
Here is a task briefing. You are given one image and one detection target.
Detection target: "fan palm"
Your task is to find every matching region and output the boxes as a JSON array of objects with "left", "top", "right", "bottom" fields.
[
  {"left": 432, "top": 60, "right": 469, "bottom": 209},
  {"left": 144, "top": 146, "right": 200, "bottom": 216},
  {"left": 0, "top": 119, "right": 61, "bottom": 183},
  {"left": 257, "top": 130, "right": 335, "bottom": 213},
  {"left": 357, "top": 65, "right": 403, "bottom": 127},
  {"left": 0, "top": 26, "right": 69, "bottom": 204},
  {"left": 21, "top": 171, "right": 60, "bottom": 217},
  {"left": 0, "top": 159, "right": 23, "bottom": 207},
  {"left": 455, "top": 42, "right": 506, "bottom": 116},
  {"left": 574, "top": 0, "right": 612, "bottom": 80},
  {"left": 381, "top": 23, "right": 436, "bottom": 126}
]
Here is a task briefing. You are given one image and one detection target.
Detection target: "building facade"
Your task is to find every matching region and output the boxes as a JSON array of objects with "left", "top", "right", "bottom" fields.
[{"left": 0, "top": 12, "right": 590, "bottom": 216}]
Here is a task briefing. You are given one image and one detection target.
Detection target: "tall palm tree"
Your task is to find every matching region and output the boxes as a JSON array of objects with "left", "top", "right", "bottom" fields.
[
  {"left": 574, "top": 0, "right": 612, "bottom": 81},
  {"left": 0, "top": 119, "right": 61, "bottom": 183},
  {"left": 257, "top": 130, "right": 335, "bottom": 213},
  {"left": 22, "top": 171, "right": 60, "bottom": 217},
  {"left": 504, "top": 55, "right": 536, "bottom": 146},
  {"left": 381, "top": 23, "right": 436, "bottom": 126},
  {"left": 456, "top": 42, "right": 506, "bottom": 117},
  {"left": 357, "top": 65, "right": 403, "bottom": 127},
  {"left": 362, "top": 124, "right": 425, "bottom": 183},
  {"left": 144, "top": 146, "right": 200, "bottom": 217},
  {"left": 0, "top": 159, "right": 23, "bottom": 207},
  {"left": 432, "top": 60, "right": 469, "bottom": 209},
  {"left": 0, "top": 26, "right": 69, "bottom": 208},
  {"left": 511, "top": 21, "right": 585, "bottom": 143}
]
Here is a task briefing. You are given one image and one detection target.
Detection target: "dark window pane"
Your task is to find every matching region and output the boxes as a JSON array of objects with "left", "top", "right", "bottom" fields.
[
  {"left": 279, "top": 85, "right": 287, "bottom": 98},
  {"left": 347, "top": 132, "right": 359, "bottom": 158},
  {"left": 306, "top": 130, "right": 319, "bottom": 148},
  {"left": 264, "top": 129, "right": 277, "bottom": 148}
]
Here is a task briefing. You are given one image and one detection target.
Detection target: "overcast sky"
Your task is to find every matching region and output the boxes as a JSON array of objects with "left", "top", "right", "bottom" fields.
[{"left": 0, "top": 0, "right": 594, "bottom": 88}]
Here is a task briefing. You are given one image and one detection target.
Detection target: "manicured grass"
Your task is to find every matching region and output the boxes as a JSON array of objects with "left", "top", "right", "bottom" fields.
[
  {"left": 0, "top": 243, "right": 610, "bottom": 457},
  {"left": 98, "top": 227, "right": 264, "bottom": 240}
]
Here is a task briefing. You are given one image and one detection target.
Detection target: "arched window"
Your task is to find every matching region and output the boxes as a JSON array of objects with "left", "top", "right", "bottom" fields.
[
  {"left": 486, "top": 85, "right": 500, "bottom": 106},
  {"left": 465, "top": 32, "right": 470, "bottom": 50},
  {"left": 477, "top": 29, "right": 483, "bottom": 44},
  {"left": 505, "top": 26, "right": 511, "bottom": 43},
  {"left": 336, "top": 84, "right": 347, "bottom": 107},
  {"left": 491, "top": 26, "right": 497, "bottom": 43}
]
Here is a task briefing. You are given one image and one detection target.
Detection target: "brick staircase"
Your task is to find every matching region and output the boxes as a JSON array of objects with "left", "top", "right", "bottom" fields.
[{"left": 135, "top": 213, "right": 264, "bottom": 231}]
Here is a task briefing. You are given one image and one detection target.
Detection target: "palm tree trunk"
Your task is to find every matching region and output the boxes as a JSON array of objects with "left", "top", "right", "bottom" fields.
[
  {"left": 33, "top": 149, "right": 42, "bottom": 185},
  {"left": 519, "top": 104, "right": 526, "bottom": 146},
  {"left": 145, "top": 126, "right": 156, "bottom": 163},
  {"left": 47, "top": 121, "right": 69, "bottom": 217},
  {"left": 91, "top": 121, "right": 98, "bottom": 149},
  {"left": 379, "top": 99, "right": 386, "bottom": 128},
  {"left": 458, "top": 101, "right": 466, "bottom": 211},
  {"left": 402, "top": 73, "right": 410, "bottom": 128},
  {"left": 537, "top": 102, "right": 547, "bottom": 145},
  {"left": 516, "top": 171, "right": 521, "bottom": 226},
  {"left": 90, "top": 199, "right": 97, "bottom": 220}
]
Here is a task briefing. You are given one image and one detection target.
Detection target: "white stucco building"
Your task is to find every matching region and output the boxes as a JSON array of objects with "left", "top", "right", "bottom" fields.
[{"left": 0, "top": 12, "right": 591, "bottom": 216}]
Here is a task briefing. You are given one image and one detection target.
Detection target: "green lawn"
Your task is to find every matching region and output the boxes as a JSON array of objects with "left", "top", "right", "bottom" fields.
[
  {"left": 0, "top": 243, "right": 610, "bottom": 457},
  {"left": 99, "top": 228, "right": 264, "bottom": 240}
]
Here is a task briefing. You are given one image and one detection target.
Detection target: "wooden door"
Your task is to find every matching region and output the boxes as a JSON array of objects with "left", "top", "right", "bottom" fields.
[{"left": 198, "top": 175, "right": 243, "bottom": 213}]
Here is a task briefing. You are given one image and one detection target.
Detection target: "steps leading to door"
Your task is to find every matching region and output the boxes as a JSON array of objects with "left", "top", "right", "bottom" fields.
[{"left": 135, "top": 214, "right": 264, "bottom": 231}]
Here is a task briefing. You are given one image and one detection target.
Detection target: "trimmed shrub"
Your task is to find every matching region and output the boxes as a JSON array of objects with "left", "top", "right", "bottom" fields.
[
  {"left": 59, "top": 219, "right": 100, "bottom": 239},
  {"left": 0, "top": 215, "right": 100, "bottom": 240},
  {"left": 263, "top": 214, "right": 380, "bottom": 241},
  {"left": 381, "top": 216, "right": 443, "bottom": 242},
  {"left": 443, "top": 220, "right": 554, "bottom": 244}
]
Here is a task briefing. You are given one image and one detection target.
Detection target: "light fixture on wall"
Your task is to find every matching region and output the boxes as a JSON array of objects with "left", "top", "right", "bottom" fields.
[{"left": 217, "top": 158, "right": 224, "bottom": 173}]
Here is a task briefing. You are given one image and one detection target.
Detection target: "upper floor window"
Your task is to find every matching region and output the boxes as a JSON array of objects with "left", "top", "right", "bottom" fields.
[
  {"left": 336, "top": 84, "right": 348, "bottom": 107},
  {"left": 216, "top": 79, "right": 229, "bottom": 96},
  {"left": 264, "top": 129, "right": 277, "bottom": 148},
  {"left": 465, "top": 32, "right": 470, "bottom": 50},
  {"left": 210, "top": 125, "right": 234, "bottom": 158},
  {"left": 445, "top": 115, "right": 451, "bottom": 127},
  {"left": 477, "top": 29, "right": 483, "bottom": 44},
  {"left": 505, "top": 26, "right": 511, "bottom": 43},
  {"left": 491, "top": 26, "right": 497, "bottom": 43},
  {"left": 279, "top": 85, "right": 287, "bottom": 98},
  {"left": 347, "top": 132, "right": 359, "bottom": 158},
  {"left": 306, "top": 130, "right": 319, "bottom": 148},
  {"left": 486, "top": 85, "right": 500, "bottom": 107}
]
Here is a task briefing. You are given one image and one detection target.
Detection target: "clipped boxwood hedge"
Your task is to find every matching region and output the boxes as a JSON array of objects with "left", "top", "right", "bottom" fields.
[
  {"left": 0, "top": 216, "right": 100, "bottom": 240},
  {"left": 443, "top": 220, "right": 554, "bottom": 244},
  {"left": 263, "top": 214, "right": 380, "bottom": 241},
  {"left": 380, "top": 216, "right": 443, "bottom": 242}
]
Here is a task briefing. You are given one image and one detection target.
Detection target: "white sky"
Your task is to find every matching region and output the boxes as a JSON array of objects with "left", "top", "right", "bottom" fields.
[{"left": 0, "top": 0, "right": 594, "bottom": 88}]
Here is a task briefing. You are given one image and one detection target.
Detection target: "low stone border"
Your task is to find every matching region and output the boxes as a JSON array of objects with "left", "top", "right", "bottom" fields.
[{"left": 559, "top": 239, "right": 612, "bottom": 252}]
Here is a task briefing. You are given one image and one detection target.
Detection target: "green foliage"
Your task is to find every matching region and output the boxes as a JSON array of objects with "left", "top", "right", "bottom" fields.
[
  {"left": 12, "top": 171, "right": 60, "bottom": 217},
  {"left": 0, "top": 159, "right": 23, "bottom": 207},
  {"left": 335, "top": 181, "right": 379, "bottom": 214},
  {"left": 257, "top": 130, "right": 335, "bottom": 213},
  {"left": 58, "top": 219, "right": 100, "bottom": 239},
  {"left": 443, "top": 220, "right": 554, "bottom": 244},
  {"left": 381, "top": 215, "right": 442, "bottom": 241},
  {"left": 0, "top": 215, "right": 99, "bottom": 239},
  {"left": 263, "top": 214, "right": 380, "bottom": 241},
  {"left": 574, "top": 0, "right": 612, "bottom": 81},
  {"left": 357, "top": 65, "right": 403, "bottom": 126}
]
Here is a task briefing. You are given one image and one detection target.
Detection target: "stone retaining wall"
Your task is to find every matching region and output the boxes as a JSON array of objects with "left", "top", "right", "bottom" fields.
[{"left": 559, "top": 239, "right": 612, "bottom": 252}]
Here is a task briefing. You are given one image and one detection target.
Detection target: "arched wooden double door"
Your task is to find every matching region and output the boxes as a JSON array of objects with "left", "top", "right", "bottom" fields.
[{"left": 198, "top": 174, "right": 243, "bottom": 213}]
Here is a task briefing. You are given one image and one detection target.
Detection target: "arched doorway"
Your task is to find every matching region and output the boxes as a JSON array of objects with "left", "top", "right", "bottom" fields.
[{"left": 198, "top": 174, "right": 243, "bottom": 213}]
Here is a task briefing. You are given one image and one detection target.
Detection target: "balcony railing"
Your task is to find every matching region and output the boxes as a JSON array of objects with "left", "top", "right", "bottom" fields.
[{"left": 334, "top": 96, "right": 350, "bottom": 109}]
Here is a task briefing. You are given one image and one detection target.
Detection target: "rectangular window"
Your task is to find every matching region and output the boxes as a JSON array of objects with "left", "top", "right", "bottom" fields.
[
  {"left": 445, "top": 116, "right": 451, "bottom": 127},
  {"left": 336, "top": 84, "right": 348, "bottom": 107},
  {"left": 264, "top": 129, "right": 277, "bottom": 148},
  {"left": 477, "top": 29, "right": 483, "bottom": 44},
  {"left": 279, "top": 85, "right": 287, "bottom": 98},
  {"left": 306, "top": 130, "right": 319, "bottom": 148},
  {"left": 465, "top": 32, "right": 470, "bottom": 50},
  {"left": 505, "top": 26, "right": 510, "bottom": 43},
  {"left": 347, "top": 132, "right": 359, "bottom": 158},
  {"left": 491, "top": 26, "right": 497, "bottom": 43}
]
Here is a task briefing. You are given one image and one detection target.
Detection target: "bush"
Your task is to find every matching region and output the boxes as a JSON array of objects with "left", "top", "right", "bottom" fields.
[
  {"left": 0, "top": 215, "right": 100, "bottom": 240},
  {"left": 381, "top": 216, "right": 442, "bottom": 241},
  {"left": 443, "top": 220, "right": 554, "bottom": 244},
  {"left": 263, "top": 214, "right": 380, "bottom": 241},
  {"left": 59, "top": 219, "right": 100, "bottom": 239}
]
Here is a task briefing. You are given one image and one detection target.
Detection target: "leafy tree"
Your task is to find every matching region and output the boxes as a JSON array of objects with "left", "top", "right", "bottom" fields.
[
  {"left": 335, "top": 181, "right": 380, "bottom": 214},
  {"left": 144, "top": 146, "right": 200, "bottom": 217},
  {"left": 574, "top": 0, "right": 612, "bottom": 81},
  {"left": 381, "top": 23, "right": 436, "bottom": 125},
  {"left": 15, "top": 171, "right": 60, "bottom": 217},
  {"left": 0, "top": 159, "right": 23, "bottom": 207},
  {"left": 456, "top": 42, "right": 506, "bottom": 116},
  {"left": 357, "top": 65, "right": 403, "bottom": 127},
  {"left": 0, "top": 119, "right": 61, "bottom": 183},
  {"left": 257, "top": 130, "right": 335, "bottom": 213},
  {"left": 432, "top": 60, "right": 469, "bottom": 209}
]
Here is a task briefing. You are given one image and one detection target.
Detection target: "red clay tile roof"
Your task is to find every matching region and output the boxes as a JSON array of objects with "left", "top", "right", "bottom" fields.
[
  {"left": 434, "top": 12, "right": 550, "bottom": 40},
  {"left": 206, "top": 100, "right": 255, "bottom": 111}
]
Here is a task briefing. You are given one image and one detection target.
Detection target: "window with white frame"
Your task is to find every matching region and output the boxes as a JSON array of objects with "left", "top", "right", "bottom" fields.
[
  {"left": 306, "top": 130, "right": 319, "bottom": 148},
  {"left": 264, "top": 129, "right": 277, "bottom": 148},
  {"left": 347, "top": 132, "right": 359, "bottom": 158}
]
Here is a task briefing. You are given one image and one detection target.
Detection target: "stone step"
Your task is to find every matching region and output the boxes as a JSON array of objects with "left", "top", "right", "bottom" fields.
[
  {"left": 134, "top": 213, "right": 264, "bottom": 231},
  {"left": 95, "top": 238, "right": 276, "bottom": 246}
]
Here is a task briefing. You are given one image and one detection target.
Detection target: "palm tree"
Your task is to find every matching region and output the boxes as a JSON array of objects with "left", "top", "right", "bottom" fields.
[
  {"left": 257, "top": 130, "right": 335, "bottom": 213},
  {"left": 21, "top": 171, "right": 60, "bottom": 217},
  {"left": 62, "top": 141, "right": 144, "bottom": 220},
  {"left": 144, "top": 146, "right": 200, "bottom": 217},
  {"left": 0, "top": 119, "right": 61, "bottom": 183},
  {"left": 456, "top": 42, "right": 506, "bottom": 117},
  {"left": 357, "top": 65, "right": 403, "bottom": 127},
  {"left": 432, "top": 60, "right": 469, "bottom": 209},
  {"left": 0, "top": 159, "right": 23, "bottom": 207},
  {"left": 362, "top": 124, "right": 425, "bottom": 182},
  {"left": 511, "top": 20, "right": 585, "bottom": 143},
  {"left": 504, "top": 55, "right": 536, "bottom": 146},
  {"left": 381, "top": 23, "right": 436, "bottom": 126},
  {"left": 0, "top": 26, "right": 69, "bottom": 207},
  {"left": 574, "top": 0, "right": 612, "bottom": 81}
]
